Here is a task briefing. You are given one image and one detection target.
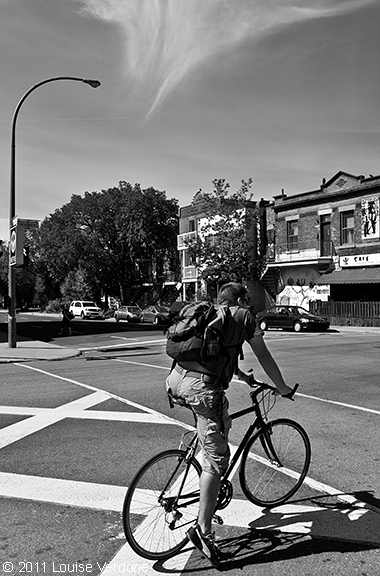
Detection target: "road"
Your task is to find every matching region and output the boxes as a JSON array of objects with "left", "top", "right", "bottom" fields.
[{"left": 0, "top": 313, "right": 379, "bottom": 575}]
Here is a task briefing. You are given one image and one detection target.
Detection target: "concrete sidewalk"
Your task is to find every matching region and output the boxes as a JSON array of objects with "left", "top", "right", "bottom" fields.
[{"left": 0, "top": 340, "right": 81, "bottom": 363}]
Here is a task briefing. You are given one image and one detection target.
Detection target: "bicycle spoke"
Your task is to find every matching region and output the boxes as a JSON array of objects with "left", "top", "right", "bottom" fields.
[
  {"left": 240, "top": 419, "right": 310, "bottom": 507},
  {"left": 123, "top": 450, "right": 201, "bottom": 560}
]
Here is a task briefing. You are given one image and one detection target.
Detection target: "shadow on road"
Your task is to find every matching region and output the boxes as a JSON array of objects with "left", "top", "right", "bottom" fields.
[
  {"left": 0, "top": 317, "right": 165, "bottom": 344},
  {"left": 156, "top": 492, "right": 380, "bottom": 573}
]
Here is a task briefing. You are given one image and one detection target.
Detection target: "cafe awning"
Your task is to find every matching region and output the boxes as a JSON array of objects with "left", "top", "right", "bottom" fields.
[{"left": 317, "top": 267, "right": 380, "bottom": 285}]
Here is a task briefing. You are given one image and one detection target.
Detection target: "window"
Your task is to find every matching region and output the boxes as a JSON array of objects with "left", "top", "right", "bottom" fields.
[
  {"left": 287, "top": 220, "right": 299, "bottom": 251},
  {"left": 340, "top": 210, "right": 355, "bottom": 245}
]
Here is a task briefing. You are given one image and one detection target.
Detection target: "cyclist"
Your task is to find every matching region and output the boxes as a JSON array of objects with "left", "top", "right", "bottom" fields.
[{"left": 165, "top": 282, "right": 293, "bottom": 567}]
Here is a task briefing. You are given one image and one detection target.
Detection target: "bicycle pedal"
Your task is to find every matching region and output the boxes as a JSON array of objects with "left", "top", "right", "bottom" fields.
[{"left": 212, "top": 514, "right": 224, "bottom": 525}]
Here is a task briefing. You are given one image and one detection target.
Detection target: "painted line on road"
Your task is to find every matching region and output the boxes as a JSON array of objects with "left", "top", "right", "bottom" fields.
[
  {"left": 0, "top": 471, "right": 377, "bottom": 560},
  {"left": 13, "top": 363, "right": 378, "bottom": 500},
  {"left": 0, "top": 404, "right": 180, "bottom": 424},
  {"left": 112, "top": 358, "right": 380, "bottom": 417},
  {"left": 296, "top": 392, "right": 380, "bottom": 416},
  {"left": 3, "top": 362, "right": 379, "bottom": 573},
  {"left": 0, "top": 391, "right": 109, "bottom": 450},
  {"left": 80, "top": 338, "right": 166, "bottom": 351},
  {"left": 15, "top": 363, "right": 195, "bottom": 432}
]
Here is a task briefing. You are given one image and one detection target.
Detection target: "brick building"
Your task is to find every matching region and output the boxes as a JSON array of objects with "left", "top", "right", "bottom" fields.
[{"left": 262, "top": 171, "right": 380, "bottom": 319}]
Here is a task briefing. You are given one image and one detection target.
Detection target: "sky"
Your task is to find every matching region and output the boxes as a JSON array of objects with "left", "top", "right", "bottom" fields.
[{"left": 0, "top": 0, "right": 379, "bottom": 240}]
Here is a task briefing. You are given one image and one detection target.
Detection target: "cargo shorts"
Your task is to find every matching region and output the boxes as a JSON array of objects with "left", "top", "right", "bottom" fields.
[{"left": 166, "top": 367, "right": 231, "bottom": 476}]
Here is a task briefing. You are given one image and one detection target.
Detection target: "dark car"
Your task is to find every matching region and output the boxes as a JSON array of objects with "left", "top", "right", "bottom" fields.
[
  {"left": 257, "top": 305, "right": 330, "bottom": 333},
  {"left": 140, "top": 305, "right": 170, "bottom": 325},
  {"left": 114, "top": 305, "right": 142, "bottom": 323}
]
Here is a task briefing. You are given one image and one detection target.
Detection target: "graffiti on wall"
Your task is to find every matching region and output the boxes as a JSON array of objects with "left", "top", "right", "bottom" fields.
[
  {"left": 361, "top": 196, "right": 380, "bottom": 239},
  {"left": 277, "top": 284, "right": 330, "bottom": 309}
]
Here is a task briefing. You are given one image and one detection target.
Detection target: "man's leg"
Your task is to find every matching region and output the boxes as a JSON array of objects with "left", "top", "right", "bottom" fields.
[{"left": 197, "top": 470, "right": 220, "bottom": 535}]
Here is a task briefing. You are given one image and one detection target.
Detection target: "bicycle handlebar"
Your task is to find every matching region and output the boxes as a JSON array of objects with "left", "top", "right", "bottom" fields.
[{"left": 247, "top": 376, "right": 299, "bottom": 401}]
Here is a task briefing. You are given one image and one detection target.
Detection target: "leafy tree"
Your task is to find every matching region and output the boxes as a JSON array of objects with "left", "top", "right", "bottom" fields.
[
  {"left": 60, "top": 270, "right": 93, "bottom": 302},
  {"left": 34, "top": 182, "right": 179, "bottom": 305},
  {"left": 186, "top": 178, "right": 266, "bottom": 292}
]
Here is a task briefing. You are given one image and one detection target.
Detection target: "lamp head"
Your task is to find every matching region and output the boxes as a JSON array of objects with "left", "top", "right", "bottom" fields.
[{"left": 83, "top": 79, "right": 101, "bottom": 88}]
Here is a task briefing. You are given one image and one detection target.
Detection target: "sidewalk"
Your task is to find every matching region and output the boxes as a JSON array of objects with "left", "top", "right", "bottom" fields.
[
  {"left": 0, "top": 340, "right": 81, "bottom": 363},
  {"left": 0, "top": 324, "right": 378, "bottom": 364}
]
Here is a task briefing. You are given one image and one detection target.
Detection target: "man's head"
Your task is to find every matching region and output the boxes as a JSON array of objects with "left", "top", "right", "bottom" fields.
[{"left": 218, "top": 282, "right": 249, "bottom": 306}]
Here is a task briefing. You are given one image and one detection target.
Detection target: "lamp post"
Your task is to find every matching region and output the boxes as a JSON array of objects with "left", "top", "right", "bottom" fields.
[{"left": 8, "top": 76, "right": 101, "bottom": 347}]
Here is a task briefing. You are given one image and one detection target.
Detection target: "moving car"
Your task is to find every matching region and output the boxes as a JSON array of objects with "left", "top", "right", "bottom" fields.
[
  {"left": 256, "top": 305, "right": 330, "bottom": 333},
  {"left": 69, "top": 300, "right": 103, "bottom": 320},
  {"left": 114, "top": 305, "right": 142, "bottom": 323},
  {"left": 140, "top": 305, "right": 170, "bottom": 325}
]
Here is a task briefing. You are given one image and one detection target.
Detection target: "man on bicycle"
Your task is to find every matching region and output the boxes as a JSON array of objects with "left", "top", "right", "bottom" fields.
[{"left": 165, "top": 282, "right": 293, "bottom": 567}]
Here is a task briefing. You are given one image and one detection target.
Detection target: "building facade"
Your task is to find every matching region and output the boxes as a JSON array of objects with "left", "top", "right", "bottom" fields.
[
  {"left": 177, "top": 189, "right": 267, "bottom": 310},
  {"left": 262, "top": 171, "right": 380, "bottom": 313}
]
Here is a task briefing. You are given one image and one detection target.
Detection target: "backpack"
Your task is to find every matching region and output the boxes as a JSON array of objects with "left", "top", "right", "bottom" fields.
[{"left": 165, "top": 301, "right": 230, "bottom": 366}]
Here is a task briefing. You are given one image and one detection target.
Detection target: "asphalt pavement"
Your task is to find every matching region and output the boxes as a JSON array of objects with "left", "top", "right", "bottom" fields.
[{"left": 0, "top": 322, "right": 379, "bottom": 363}]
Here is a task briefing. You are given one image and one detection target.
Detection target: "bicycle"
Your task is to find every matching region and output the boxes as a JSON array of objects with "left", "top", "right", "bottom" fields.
[{"left": 122, "top": 378, "right": 310, "bottom": 561}]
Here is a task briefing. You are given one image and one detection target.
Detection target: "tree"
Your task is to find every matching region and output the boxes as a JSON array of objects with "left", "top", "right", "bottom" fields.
[
  {"left": 186, "top": 178, "right": 266, "bottom": 293},
  {"left": 34, "top": 182, "right": 179, "bottom": 305}
]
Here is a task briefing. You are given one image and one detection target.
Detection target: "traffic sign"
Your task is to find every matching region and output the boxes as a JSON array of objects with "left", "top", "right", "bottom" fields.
[{"left": 9, "top": 223, "right": 25, "bottom": 266}]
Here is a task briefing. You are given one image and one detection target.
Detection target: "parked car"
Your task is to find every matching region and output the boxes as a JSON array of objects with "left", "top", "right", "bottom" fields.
[
  {"left": 69, "top": 300, "right": 103, "bottom": 320},
  {"left": 256, "top": 305, "right": 330, "bottom": 333},
  {"left": 114, "top": 305, "right": 142, "bottom": 323},
  {"left": 140, "top": 305, "right": 170, "bottom": 325}
]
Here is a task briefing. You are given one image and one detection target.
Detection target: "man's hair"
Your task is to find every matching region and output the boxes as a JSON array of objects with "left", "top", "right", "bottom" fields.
[{"left": 218, "top": 282, "right": 248, "bottom": 305}]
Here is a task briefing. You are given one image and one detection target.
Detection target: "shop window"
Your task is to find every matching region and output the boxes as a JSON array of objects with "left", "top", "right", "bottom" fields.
[
  {"left": 340, "top": 210, "right": 355, "bottom": 245},
  {"left": 287, "top": 220, "right": 299, "bottom": 251}
]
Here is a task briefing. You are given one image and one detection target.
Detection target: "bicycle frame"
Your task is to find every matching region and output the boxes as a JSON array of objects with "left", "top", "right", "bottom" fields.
[
  {"left": 221, "top": 388, "right": 271, "bottom": 482},
  {"left": 159, "top": 383, "right": 293, "bottom": 523},
  {"left": 122, "top": 381, "right": 307, "bottom": 560},
  {"left": 168, "top": 386, "right": 274, "bottom": 511}
]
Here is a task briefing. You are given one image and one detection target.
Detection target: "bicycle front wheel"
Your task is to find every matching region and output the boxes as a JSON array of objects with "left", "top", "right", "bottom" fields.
[
  {"left": 122, "top": 449, "right": 201, "bottom": 560},
  {"left": 240, "top": 418, "right": 311, "bottom": 507}
]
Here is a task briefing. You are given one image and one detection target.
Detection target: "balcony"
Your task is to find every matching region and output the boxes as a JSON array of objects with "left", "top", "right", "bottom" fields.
[
  {"left": 267, "top": 241, "right": 333, "bottom": 266},
  {"left": 183, "top": 265, "right": 197, "bottom": 280},
  {"left": 177, "top": 231, "right": 197, "bottom": 250}
]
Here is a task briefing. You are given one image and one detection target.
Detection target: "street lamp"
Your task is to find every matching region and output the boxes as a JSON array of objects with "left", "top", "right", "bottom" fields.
[{"left": 8, "top": 76, "right": 101, "bottom": 347}]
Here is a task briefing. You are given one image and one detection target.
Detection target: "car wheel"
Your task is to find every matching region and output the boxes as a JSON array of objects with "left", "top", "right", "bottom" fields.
[
  {"left": 81, "top": 312, "right": 85, "bottom": 320},
  {"left": 293, "top": 321, "right": 303, "bottom": 332},
  {"left": 259, "top": 319, "right": 268, "bottom": 331},
  {"left": 115, "top": 317, "right": 120, "bottom": 323}
]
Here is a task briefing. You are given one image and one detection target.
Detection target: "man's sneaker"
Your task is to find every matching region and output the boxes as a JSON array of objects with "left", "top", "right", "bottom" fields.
[{"left": 187, "top": 524, "right": 223, "bottom": 568}]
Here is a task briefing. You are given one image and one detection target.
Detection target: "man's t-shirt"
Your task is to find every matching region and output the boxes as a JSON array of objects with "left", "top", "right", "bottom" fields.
[
  {"left": 218, "top": 305, "right": 263, "bottom": 385},
  {"left": 180, "top": 305, "right": 263, "bottom": 385}
]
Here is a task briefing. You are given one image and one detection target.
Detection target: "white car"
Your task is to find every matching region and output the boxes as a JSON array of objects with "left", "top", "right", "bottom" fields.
[{"left": 69, "top": 300, "right": 103, "bottom": 320}]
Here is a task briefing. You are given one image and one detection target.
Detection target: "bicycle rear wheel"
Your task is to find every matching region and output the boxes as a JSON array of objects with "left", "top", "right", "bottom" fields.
[
  {"left": 122, "top": 449, "right": 201, "bottom": 560},
  {"left": 240, "top": 418, "right": 311, "bottom": 507}
]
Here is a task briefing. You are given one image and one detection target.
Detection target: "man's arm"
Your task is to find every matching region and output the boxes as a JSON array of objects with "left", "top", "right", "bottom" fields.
[{"left": 239, "top": 334, "right": 293, "bottom": 396}]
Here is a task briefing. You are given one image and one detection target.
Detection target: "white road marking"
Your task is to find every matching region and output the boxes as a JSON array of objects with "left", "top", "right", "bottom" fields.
[
  {"left": 80, "top": 338, "right": 166, "bottom": 351},
  {"left": 0, "top": 391, "right": 108, "bottom": 449},
  {"left": 1, "top": 355, "right": 378, "bottom": 573},
  {"left": 17, "top": 363, "right": 194, "bottom": 432},
  {"left": 0, "top": 404, "right": 179, "bottom": 424},
  {"left": 295, "top": 392, "right": 380, "bottom": 416}
]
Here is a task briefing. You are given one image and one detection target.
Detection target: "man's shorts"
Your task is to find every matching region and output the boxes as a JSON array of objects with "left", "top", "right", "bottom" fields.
[{"left": 166, "top": 368, "right": 231, "bottom": 476}]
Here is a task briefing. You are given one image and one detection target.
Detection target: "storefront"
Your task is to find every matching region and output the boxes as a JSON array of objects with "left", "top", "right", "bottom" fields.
[{"left": 317, "top": 253, "right": 380, "bottom": 301}]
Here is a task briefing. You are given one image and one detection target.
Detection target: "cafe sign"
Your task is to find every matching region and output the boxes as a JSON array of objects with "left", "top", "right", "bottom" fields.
[{"left": 340, "top": 253, "right": 380, "bottom": 267}]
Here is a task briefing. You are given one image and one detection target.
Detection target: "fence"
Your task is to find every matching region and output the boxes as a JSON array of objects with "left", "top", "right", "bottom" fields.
[{"left": 310, "top": 300, "right": 380, "bottom": 327}]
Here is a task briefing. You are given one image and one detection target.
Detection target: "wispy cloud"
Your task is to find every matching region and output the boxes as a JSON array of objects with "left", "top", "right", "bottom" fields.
[{"left": 77, "top": 0, "right": 375, "bottom": 117}]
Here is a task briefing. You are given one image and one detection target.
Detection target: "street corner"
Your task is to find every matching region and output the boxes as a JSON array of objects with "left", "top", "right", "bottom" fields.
[{"left": 0, "top": 340, "right": 81, "bottom": 363}]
